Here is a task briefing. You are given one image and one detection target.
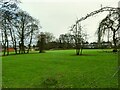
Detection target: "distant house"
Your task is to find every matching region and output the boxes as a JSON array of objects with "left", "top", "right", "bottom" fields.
[
  {"left": 89, "top": 42, "right": 98, "bottom": 48},
  {"left": 117, "top": 37, "right": 120, "bottom": 47},
  {"left": 83, "top": 42, "right": 89, "bottom": 48},
  {"left": 101, "top": 41, "right": 112, "bottom": 48},
  {"left": 8, "top": 48, "right": 14, "bottom": 52}
]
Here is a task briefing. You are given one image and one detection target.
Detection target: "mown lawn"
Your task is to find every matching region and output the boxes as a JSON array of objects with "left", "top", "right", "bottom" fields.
[{"left": 2, "top": 49, "right": 118, "bottom": 88}]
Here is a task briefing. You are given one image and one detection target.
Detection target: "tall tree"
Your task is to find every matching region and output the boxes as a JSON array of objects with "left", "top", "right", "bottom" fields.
[
  {"left": 44, "top": 32, "right": 55, "bottom": 44},
  {"left": 97, "top": 11, "right": 120, "bottom": 51},
  {"left": 70, "top": 22, "right": 87, "bottom": 55},
  {"left": 26, "top": 22, "right": 39, "bottom": 53},
  {"left": 0, "top": 0, "right": 20, "bottom": 55},
  {"left": 15, "top": 10, "right": 40, "bottom": 54},
  {"left": 59, "top": 33, "right": 74, "bottom": 49},
  {"left": 0, "top": 0, "right": 40, "bottom": 55}
]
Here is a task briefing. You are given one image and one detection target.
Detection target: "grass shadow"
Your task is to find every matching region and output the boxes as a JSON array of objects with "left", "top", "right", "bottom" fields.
[
  {"left": 71, "top": 54, "right": 96, "bottom": 56},
  {"left": 1, "top": 51, "right": 45, "bottom": 57}
]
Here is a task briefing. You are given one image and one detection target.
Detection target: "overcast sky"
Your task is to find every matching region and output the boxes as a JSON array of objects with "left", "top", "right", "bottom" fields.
[{"left": 19, "top": 0, "right": 119, "bottom": 42}]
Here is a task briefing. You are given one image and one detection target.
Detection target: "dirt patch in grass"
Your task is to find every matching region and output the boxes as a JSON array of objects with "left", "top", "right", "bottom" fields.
[{"left": 41, "top": 77, "right": 58, "bottom": 87}]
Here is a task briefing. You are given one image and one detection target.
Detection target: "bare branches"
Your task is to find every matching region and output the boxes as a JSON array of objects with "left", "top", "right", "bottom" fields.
[
  {"left": 69, "top": 6, "right": 120, "bottom": 54},
  {"left": 97, "top": 8, "right": 120, "bottom": 50},
  {"left": 1, "top": 0, "right": 40, "bottom": 55},
  {"left": 76, "top": 7, "right": 118, "bottom": 24}
]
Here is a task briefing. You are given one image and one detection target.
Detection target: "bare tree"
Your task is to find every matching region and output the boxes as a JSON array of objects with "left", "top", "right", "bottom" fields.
[
  {"left": 27, "top": 22, "right": 39, "bottom": 53},
  {"left": 0, "top": 0, "right": 21, "bottom": 55},
  {"left": 15, "top": 10, "right": 40, "bottom": 54},
  {"left": 0, "top": 0, "right": 40, "bottom": 55},
  {"left": 69, "top": 6, "right": 120, "bottom": 54},
  {"left": 70, "top": 22, "right": 87, "bottom": 55},
  {"left": 97, "top": 11, "right": 120, "bottom": 51},
  {"left": 58, "top": 33, "right": 74, "bottom": 49}
]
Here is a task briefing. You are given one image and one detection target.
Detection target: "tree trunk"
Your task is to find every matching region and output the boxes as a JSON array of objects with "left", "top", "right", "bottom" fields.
[
  {"left": 4, "top": 23, "right": 9, "bottom": 55},
  {"left": 6, "top": 39, "right": 9, "bottom": 55},
  {"left": 4, "top": 33, "right": 9, "bottom": 56},
  {"left": 2, "top": 33, "right": 6, "bottom": 56},
  {"left": 21, "top": 17, "right": 25, "bottom": 54},
  {"left": 19, "top": 41, "right": 22, "bottom": 54},
  {"left": 14, "top": 38, "right": 17, "bottom": 54},
  {"left": 9, "top": 28, "right": 17, "bottom": 54},
  {"left": 80, "top": 47, "right": 83, "bottom": 55},
  {"left": 76, "top": 49, "right": 80, "bottom": 55},
  {"left": 3, "top": 42, "right": 6, "bottom": 56},
  {"left": 76, "top": 44, "right": 80, "bottom": 55},
  {"left": 27, "top": 33, "right": 33, "bottom": 53},
  {"left": 113, "top": 30, "right": 117, "bottom": 52},
  {"left": 21, "top": 38, "right": 24, "bottom": 54}
]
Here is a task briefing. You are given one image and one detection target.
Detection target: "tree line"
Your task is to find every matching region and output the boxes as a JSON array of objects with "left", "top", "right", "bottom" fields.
[
  {"left": 0, "top": 0, "right": 120, "bottom": 56},
  {"left": 0, "top": 0, "right": 40, "bottom": 55},
  {"left": 69, "top": 6, "right": 120, "bottom": 55}
]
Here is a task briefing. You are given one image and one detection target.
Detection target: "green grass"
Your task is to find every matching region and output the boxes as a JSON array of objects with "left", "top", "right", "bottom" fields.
[{"left": 2, "top": 49, "right": 118, "bottom": 88}]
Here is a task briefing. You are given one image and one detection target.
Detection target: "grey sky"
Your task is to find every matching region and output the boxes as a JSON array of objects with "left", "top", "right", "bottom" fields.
[{"left": 19, "top": 0, "right": 119, "bottom": 42}]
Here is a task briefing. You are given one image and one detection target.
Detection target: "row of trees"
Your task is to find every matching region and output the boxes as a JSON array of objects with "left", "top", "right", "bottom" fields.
[
  {"left": 37, "top": 32, "right": 73, "bottom": 53},
  {"left": 36, "top": 6, "right": 120, "bottom": 55},
  {"left": 68, "top": 6, "right": 120, "bottom": 55},
  {"left": 0, "top": 0, "right": 40, "bottom": 55},
  {"left": 97, "top": 11, "right": 120, "bottom": 51},
  {"left": 1, "top": 1, "right": 119, "bottom": 56},
  {"left": 36, "top": 30, "right": 87, "bottom": 55},
  {"left": 37, "top": 32, "right": 55, "bottom": 53}
]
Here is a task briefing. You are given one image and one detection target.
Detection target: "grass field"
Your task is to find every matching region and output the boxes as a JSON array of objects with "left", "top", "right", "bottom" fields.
[{"left": 2, "top": 49, "right": 118, "bottom": 88}]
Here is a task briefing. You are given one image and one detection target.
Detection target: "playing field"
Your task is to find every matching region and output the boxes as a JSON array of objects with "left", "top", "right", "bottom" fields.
[{"left": 2, "top": 49, "right": 118, "bottom": 88}]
